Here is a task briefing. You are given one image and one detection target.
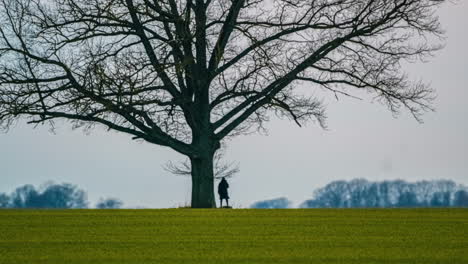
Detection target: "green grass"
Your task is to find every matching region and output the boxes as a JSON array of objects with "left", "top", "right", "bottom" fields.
[{"left": 0, "top": 209, "right": 467, "bottom": 264}]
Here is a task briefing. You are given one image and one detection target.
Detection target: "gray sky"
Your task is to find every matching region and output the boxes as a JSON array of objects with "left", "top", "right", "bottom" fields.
[{"left": 1, "top": 2, "right": 467, "bottom": 208}]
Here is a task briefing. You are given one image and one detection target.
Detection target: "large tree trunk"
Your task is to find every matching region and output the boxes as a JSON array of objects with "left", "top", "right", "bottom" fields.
[{"left": 190, "top": 154, "right": 216, "bottom": 208}]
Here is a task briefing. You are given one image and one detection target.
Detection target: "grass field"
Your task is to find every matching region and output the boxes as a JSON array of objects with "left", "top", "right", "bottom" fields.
[{"left": 0, "top": 209, "right": 467, "bottom": 264}]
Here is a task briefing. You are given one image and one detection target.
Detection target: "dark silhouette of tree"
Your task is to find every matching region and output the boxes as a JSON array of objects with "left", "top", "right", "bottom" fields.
[
  {"left": 348, "top": 179, "right": 371, "bottom": 207},
  {"left": 9, "top": 183, "right": 88, "bottom": 208},
  {"left": 10, "top": 184, "right": 40, "bottom": 208},
  {"left": 454, "top": 190, "right": 468, "bottom": 207},
  {"left": 0, "top": 0, "right": 447, "bottom": 207},
  {"left": 397, "top": 191, "right": 419, "bottom": 207},
  {"left": 376, "top": 181, "right": 388, "bottom": 207},
  {"left": 430, "top": 191, "right": 451, "bottom": 207},
  {"left": 364, "top": 183, "right": 381, "bottom": 207},
  {"left": 41, "top": 183, "right": 88, "bottom": 208},
  {"left": 96, "top": 198, "right": 123, "bottom": 209},
  {"left": 0, "top": 193, "right": 10, "bottom": 208},
  {"left": 251, "top": 197, "right": 291, "bottom": 209},
  {"left": 313, "top": 180, "right": 348, "bottom": 208}
]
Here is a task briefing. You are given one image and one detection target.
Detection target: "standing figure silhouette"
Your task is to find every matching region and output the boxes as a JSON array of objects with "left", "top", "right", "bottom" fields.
[{"left": 218, "top": 177, "right": 229, "bottom": 208}]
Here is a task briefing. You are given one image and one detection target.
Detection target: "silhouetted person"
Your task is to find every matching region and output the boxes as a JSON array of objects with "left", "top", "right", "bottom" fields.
[{"left": 218, "top": 177, "right": 229, "bottom": 207}]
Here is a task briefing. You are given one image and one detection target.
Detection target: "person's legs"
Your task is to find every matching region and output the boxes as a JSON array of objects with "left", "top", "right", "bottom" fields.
[{"left": 226, "top": 199, "right": 229, "bottom": 207}]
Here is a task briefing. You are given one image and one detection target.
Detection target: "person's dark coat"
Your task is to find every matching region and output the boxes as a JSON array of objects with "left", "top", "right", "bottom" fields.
[{"left": 218, "top": 178, "right": 229, "bottom": 199}]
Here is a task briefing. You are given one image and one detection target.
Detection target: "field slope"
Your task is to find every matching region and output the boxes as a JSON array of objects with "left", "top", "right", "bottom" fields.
[{"left": 0, "top": 209, "right": 467, "bottom": 264}]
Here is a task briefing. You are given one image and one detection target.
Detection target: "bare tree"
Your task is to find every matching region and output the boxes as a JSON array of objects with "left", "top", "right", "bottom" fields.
[
  {"left": 96, "top": 197, "right": 124, "bottom": 209},
  {"left": 0, "top": 0, "right": 446, "bottom": 207}
]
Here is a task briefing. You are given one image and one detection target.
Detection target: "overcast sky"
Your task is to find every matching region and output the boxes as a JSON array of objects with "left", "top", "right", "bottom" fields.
[{"left": 1, "top": 2, "right": 467, "bottom": 208}]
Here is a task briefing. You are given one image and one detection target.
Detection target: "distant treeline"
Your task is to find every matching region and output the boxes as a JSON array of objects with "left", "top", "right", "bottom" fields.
[
  {"left": 3, "top": 179, "right": 468, "bottom": 209},
  {"left": 251, "top": 179, "right": 468, "bottom": 209},
  {"left": 0, "top": 183, "right": 123, "bottom": 209}
]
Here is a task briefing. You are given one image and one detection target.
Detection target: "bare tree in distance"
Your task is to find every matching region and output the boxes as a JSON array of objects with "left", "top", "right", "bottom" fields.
[
  {"left": 0, "top": 0, "right": 447, "bottom": 207},
  {"left": 96, "top": 197, "right": 124, "bottom": 209}
]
